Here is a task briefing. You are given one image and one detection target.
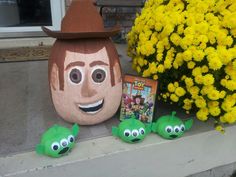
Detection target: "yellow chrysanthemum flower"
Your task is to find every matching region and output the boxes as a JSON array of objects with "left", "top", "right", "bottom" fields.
[
  {"left": 167, "top": 83, "right": 175, "bottom": 92},
  {"left": 185, "top": 77, "right": 194, "bottom": 87},
  {"left": 174, "top": 82, "right": 179, "bottom": 87},
  {"left": 170, "top": 93, "right": 179, "bottom": 102},
  {"left": 207, "top": 89, "right": 220, "bottom": 100},
  {"left": 192, "top": 67, "right": 202, "bottom": 76},
  {"left": 195, "top": 96, "right": 207, "bottom": 108},
  {"left": 208, "top": 56, "right": 223, "bottom": 70},
  {"left": 153, "top": 74, "right": 158, "bottom": 80},
  {"left": 208, "top": 101, "right": 219, "bottom": 108},
  {"left": 223, "top": 112, "right": 236, "bottom": 124},
  {"left": 142, "top": 68, "right": 151, "bottom": 77},
  {"left": 225, "top": 80, "right": 236, "bottom": 91},
  {"left": 148, "top": 62, "right": 157, "bottom": 74},
  {"left": 196, "top": 107, "right": 209, "bottom": 121},
  {"left": 187, "top": 61, "right": 196, "bottom": 69},
  {"left": 201, "top": 65, "right": 209, "bottom": 73},
  {"left": 217, "top": 46, "right": 233, "bottom": 65},
  {"left": 194, "top": 75, "right": 203, "bottom": 84},
  {"left": 193, "top": 50, "right": 205, "bottom": 62},
  {"left": 170, "top": 33, "right": 182, "bottom": 46},
  {"left": 188, "top": 86, "right": 200, "bottom": 98},
  {"left": 157, "top": 64, "right": 165, "bottom": 73},
  {"left": 164, "top": 58, "right": 172, "bottom": 69},
  {"left": 215, "top": 124, "right": 225, "bottom": 134},
  {"left": 221, "top": 95, "right": 235, "bottom": 112},
  {"left": 175, "top": 87, "right": 186, "bottom": 97},
  {"left": 203, "top": 74, "right": 215, "bottom": 86},
  {"left": 209, "top": 106, "right": 221, "bottom": 116},
  {"left": 183, "top": 50, "right": 192, "bottom": 61},
  {"left": 136, "top": 66, "right": 141, "bottom": 73}
]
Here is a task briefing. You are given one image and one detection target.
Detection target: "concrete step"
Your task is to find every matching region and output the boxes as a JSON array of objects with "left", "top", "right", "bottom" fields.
[{"left": 1, "top": 123, "right": 236, "bottom": 177}]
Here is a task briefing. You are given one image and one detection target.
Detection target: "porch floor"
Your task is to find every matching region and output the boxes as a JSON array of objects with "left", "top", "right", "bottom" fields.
[{"left": 0, "top": 43, "right": 208, "bottom": 157}]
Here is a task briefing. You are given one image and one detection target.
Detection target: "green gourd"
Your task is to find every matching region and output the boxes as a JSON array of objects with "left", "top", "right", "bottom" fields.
[
  {"left": 152, "top": 111, "right": 193, "bottom": 139},
  {"left": 112, "top": 116, "right": 151, "bottom": 143},
  {"left": 36, "top": 124, "right": 79, "bottom": 158}
]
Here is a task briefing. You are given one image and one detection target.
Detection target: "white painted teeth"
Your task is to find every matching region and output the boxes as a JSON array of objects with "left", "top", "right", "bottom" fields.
[
  {"left": 78, "top": 99, "right": 103, "bottom": 109},
  {"left": 86, "top": 110, "right": 100, "bottom": 114}
]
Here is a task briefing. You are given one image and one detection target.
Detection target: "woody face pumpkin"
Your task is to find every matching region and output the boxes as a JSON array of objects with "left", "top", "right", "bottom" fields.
[{"left": 49, "top": 39, "right": 122, "bottom": 125}]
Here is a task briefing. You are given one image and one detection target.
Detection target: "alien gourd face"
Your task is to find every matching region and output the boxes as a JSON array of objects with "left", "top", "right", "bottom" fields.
[
  {"left": 36, "top": 124, "right": 79, "bottom": 158},
  {"left": 156, "top": 119, "right": 186, "bottom": 139},
  {"left": 112, "top": 119, "right": 151, "bottom": 143},
  {"left": 152, "top": 111, "right": 193, "bottom": 140}
]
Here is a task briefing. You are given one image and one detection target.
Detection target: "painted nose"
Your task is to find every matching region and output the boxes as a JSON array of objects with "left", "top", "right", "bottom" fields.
[{"left": 81, "top": 77, "right": 97, "bottom": 97}]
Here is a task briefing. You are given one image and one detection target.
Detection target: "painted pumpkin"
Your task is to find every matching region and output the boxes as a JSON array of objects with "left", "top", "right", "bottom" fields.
[{"left": 42, "top": 0, "right": 122, "bottom": 125}]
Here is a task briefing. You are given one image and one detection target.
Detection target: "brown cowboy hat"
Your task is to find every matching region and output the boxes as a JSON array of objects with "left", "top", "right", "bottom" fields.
[{"left": 42, "top": 0, "right": 120, "bottom": 39}]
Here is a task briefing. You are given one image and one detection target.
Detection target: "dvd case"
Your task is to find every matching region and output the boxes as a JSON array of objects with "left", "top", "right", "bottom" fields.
[{"left": 120, "top": 75, "right": 158, "bottom": 123}]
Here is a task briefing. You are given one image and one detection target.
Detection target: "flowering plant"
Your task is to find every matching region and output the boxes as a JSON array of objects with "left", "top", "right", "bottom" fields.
[{"left": 127, "top": 0, "right": 236, "bottom": 130}]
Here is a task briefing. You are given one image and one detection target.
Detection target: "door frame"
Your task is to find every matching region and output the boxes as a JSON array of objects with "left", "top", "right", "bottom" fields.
[{"left": 0, "top": 0, "right": 65, "bottom": 38}]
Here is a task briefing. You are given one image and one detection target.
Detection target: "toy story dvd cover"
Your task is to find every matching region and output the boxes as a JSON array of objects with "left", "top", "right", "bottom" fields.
[{"left": 120, "top": 75, "right": 158, "bottom": 123}]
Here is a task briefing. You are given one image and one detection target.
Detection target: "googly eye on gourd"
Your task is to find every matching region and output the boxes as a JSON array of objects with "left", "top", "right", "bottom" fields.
[
  {"left": 69, "top": 67, "right": 83, "bottom": 84},
  {"left": 139, "top": 128, "right": 145, "bottom": 135},
  {"left": 51, "top": 142, "right": 60, "bottom": 151},
  {"left": 124, "top": 129, "right": 131, "bottom": 137},
  {"left": 68, "top": 135, "right": 75, "bottom": 143},
  {"left": 60, "top": 139, "right": 68, "bottom": 148},
  {"left": 132, "top": 130, "right": 139, "bottom": 137},
  {"left": 174, "top": 126, "right": 180, "bottom": 133},
  {"left": 180, "top": 124, "right": 185, "bottom": 132},
  {"left": 165, "top": 126, "right": 173, "bottom": 133},
  {"left": 91, "top": 67, "right": 107, "bottom": 83}
]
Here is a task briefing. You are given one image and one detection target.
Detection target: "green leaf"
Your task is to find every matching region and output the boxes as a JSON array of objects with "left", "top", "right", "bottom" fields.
[
  {"left": 145, "top": 123, "right": 152, "bottom": 134},
  {"left": 72, "top": 124, "right": 79, "bottom": 137},
  {"left": 112, "top": 127, "right": 119, "bottom": 137},
  {"left": 184, "top": 118, "right": 193, "bottom": 130},
  {"left": 151, "top": 122, "right": 157, "bottom": 132},
  {"left": 36, "top": 144, "right": 44, "bottom": 155}
]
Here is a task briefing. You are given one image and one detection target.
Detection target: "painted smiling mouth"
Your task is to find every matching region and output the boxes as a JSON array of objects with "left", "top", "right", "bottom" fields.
[
  {"left": 170, "top": 135, "right": 178, "bottom": 139},
  {"left": 77, "top": 99, "right": 104, "bottom": 114},
  {"left": 131, "top": 138, "right": 141, "bottom": 143},
  {"left": 59, "top": 147, "right": 69, "bottom": 155}
]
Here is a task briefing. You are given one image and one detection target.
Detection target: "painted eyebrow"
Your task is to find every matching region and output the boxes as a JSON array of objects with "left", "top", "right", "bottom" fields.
[
  {"left": 89, "top": 61, "right": 109, "bottom": 67},
  {"left": 65, "top": 61, "right": 85, "bottom": 70}
]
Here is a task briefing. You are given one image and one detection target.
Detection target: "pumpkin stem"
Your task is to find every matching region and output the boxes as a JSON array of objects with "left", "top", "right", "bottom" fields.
[{"left": 171, "top": 111, "right": 176, "bottom": 120}]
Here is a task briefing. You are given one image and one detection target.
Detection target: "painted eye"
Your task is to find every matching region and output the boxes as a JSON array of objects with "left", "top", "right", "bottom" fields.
[
  {"left": 139, "top": 128, "right": 145, "bottom": 135},
  {"left": 174, "top": 126, "right": 180, "bottom": 133},
  {"left": 68, "top": 135, "right": 75, "bottom": 143},
  {"left": 165, "top": 126, "right": 173, "bottom": 133},
  {"left": 124, "top": 129, "right": 131, "bottom": 137},
  {"left": 51, "top": 142, "right": 60, "bottom": 151},
  {"left": 132, "top": 130, "right": 139, "bottom": 137},
  {"left": 180, "top": 124, "right": 185, "bottom": 132},
  {"left": 92, "top": 68, "right": 106, "bottom": 83},
  {"left": 60, "top": 139, "right": 68, "bottom": 148},
  {"left": 69, "top": 68, "right": 82, "bottom": 84}
]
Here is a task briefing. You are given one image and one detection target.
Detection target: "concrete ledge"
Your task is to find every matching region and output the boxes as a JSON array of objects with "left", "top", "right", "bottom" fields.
[{"left": 1, "top": 124, "right": 236, "bottom": 177}]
